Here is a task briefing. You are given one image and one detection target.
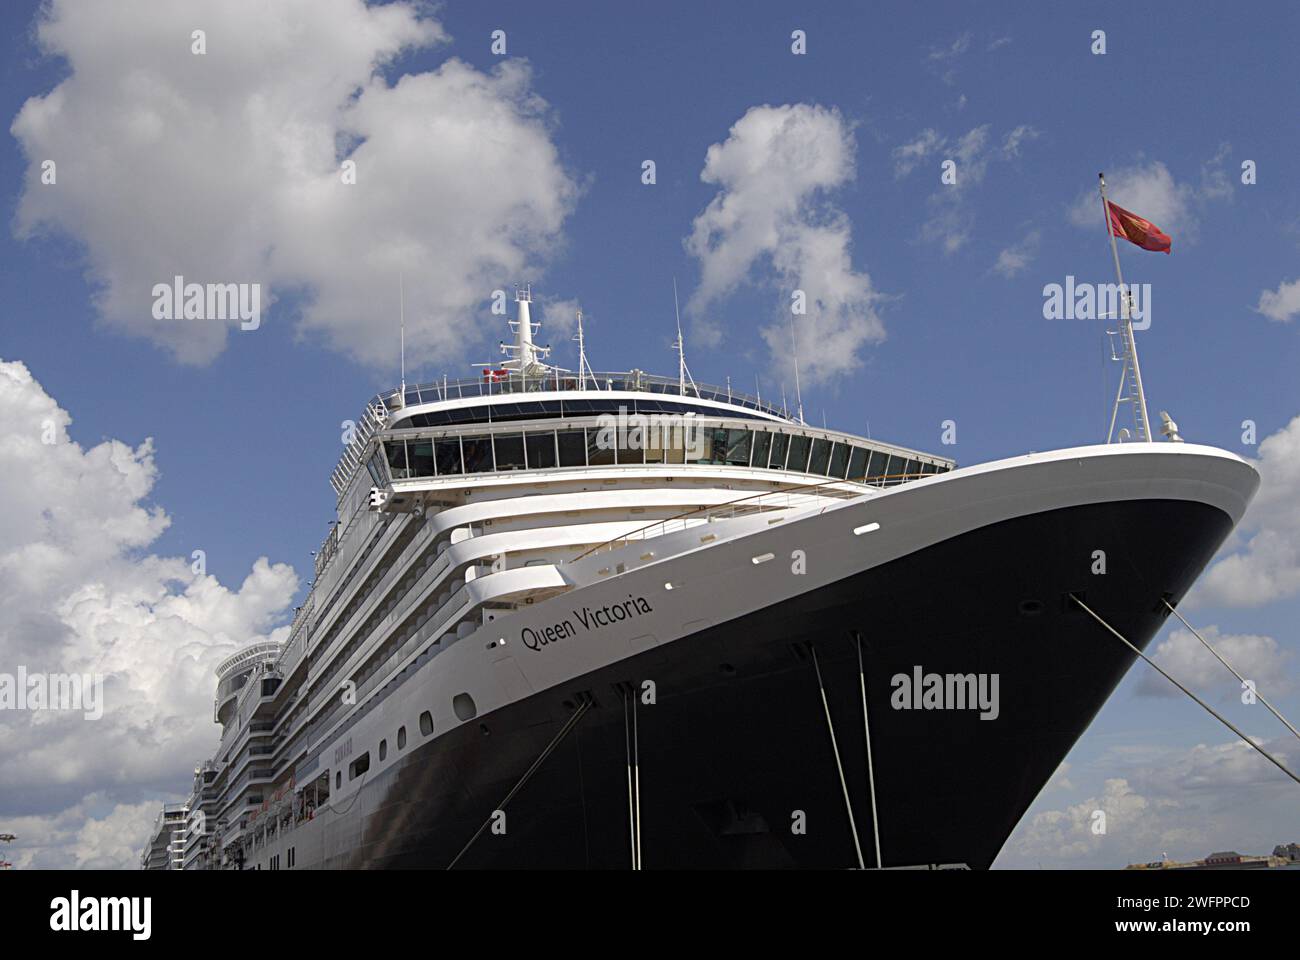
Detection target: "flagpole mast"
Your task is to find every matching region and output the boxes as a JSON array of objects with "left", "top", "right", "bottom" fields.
[{"left": 1098, "top": 172, "right": 1150, "bottom": 442}]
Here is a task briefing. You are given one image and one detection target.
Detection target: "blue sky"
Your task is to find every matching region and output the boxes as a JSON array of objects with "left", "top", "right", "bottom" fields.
[{"left": 0, "top": 0, "right": 1297, "bottom": 867}]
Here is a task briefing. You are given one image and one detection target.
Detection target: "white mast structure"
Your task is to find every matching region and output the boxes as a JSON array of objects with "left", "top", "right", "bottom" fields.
[
  {"left": 1098, "top": 173, "right": 1151, "bottom": 443},
  {"left": 497, "top": 283, "right": 552, "bottom": 381},
  {"left": 573, "top": 308, "right": 598, "bottom": 391},
  {"left": 789, "top": 313, "right": 805, "bottom": 425},
  {"left": 672, "top": 278, "right": 699, "bottom": 398},
  {"left": 398, "top": 273, "right": 406, "bottom": 407}
]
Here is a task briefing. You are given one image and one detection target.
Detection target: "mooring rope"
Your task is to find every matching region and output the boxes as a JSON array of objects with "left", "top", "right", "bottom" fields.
[
  {"left": 1162, "top": 599, "right": 1300, "bottom": 743},
  {"left": 1070, "top": 594, "right": 1300, "bottom": 787},
  {"left": 447, "top": 695, "right": 592, "bottom": 869},
  {"left": 810, "top": 644, "right": 866, "bottom": 869}
]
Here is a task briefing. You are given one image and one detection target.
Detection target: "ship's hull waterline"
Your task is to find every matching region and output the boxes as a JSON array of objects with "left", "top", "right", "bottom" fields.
[{"left": 250, "top": 445, "right": 1255, "bottom": 870}]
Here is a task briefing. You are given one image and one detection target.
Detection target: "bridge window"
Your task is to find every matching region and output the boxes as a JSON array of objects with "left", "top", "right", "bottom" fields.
[
  {"left": 493, "top": 433, "right": 526, "bottom": 470},
  {"left": 557, "top": 430, "right": 586, "bottom": 467},
  {"left": 848, "top": 446, "right": 868, "bottom": 481},
  {"left": 768, "top": 432, "right": 789, "bottom": 470},
  {"left": 525, "top": 431, "right": 556, "bottom": 469},
  {"left": 751, "top": 431, "right": 772, "bottom": 468},
  {"left": 723, "top": 429, "right": 751, "bottom": 466},
  {"left": 434, "top": 438, "right": 462, "bottom": 476},
  {"left": 385, "top": 441, "right": 410, "bottom": 480},
  {"left": 408, "top": 440, "right": 435, "bottom": 477},
  {"left": 786, "top": 435, "right": 811, "bottom": 473},
  {"left": 808, "top": 437, "right": 832, "bottom": 475},
  {"left": 866, "top": 449, "right": 888, "bottom": 480},
  {"left": 586, "top": 428, "right": 615, "bottom": 466},
  {"left": 461, "top": 435, "right": 494, "bottom": 473}
]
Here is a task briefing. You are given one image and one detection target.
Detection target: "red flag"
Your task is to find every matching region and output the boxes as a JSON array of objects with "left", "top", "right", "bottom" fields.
[{"left": 1106, "top": 201, "right": 1171, "bottom": 254}]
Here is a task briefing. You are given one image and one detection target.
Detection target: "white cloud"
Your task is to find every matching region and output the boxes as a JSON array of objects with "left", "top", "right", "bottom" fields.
[
  {"left": 1256, "top": 278, "right": 1300, "bottom": 324},
  {"left": 0, "top": 359, "right": 298, "bottom": 868},
  {"left": 1199, "top": 415, "right": 1300, "bottom": 606},
  {"left": 992, "top": 230, "right": 1040, "bottom": 278},
  {"left": 998, "top": 735, "right": 1298, "bottom": 867},
  {"left": 1067, "top": 151, "right": 1233, "bottom": 245},
  {"left": 1140, "top": 625, "right": 1291, "bottom": 699},
  {"left": 685, "top": 104, "right": 884, "bottom": 386},
  {"left": 11, "top": 0, "right": 578, "bottom": 369},
  {"left": 894, "top": 123, "right": 1037, "bottom": 254}
]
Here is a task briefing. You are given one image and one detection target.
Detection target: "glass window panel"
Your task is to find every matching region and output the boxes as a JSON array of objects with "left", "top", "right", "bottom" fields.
[
  {"left": 557, "top": 430, "right": 586, "bottom": 467},
  {"left": 724, "top": 429, "right": 751, "bottom": 466},
  {"left": 750, "top": 431, "right": 772, "bottom": 469},
  {"left": 865, "top": 450, "right": 888, "bottom": 480},
  {"left": 494, "top": 433, "right": 526, "bottom": 470},
  {"left": 525, "top": 431, "right": 556, "bottom": 469},
  {"left": 786, "top": 435, "right": 812, "bottom": 473},
  {"left": 847, "top": 446, "right": 868, "bottom": 481},
  {"left": 829, "top": 442, "right": 850, "bottom": 479},
  {"left": 461, "top": 435, "right": 494, "bottom": 473},
  {"left": 617, "top": 430, "right": 644, "bottom": 464},
  {"left": 586, "top": 427, "right": 615, "bottom": 466},
  {"left": 408, "top": 440, "right": 435, "bottom": 477},
  {"left": 905, "top": 458, "right": 922, "bottom": 479},
  {"left": 665, "top": 421, "right": 689, "bottom": 464},
  {"left": 768, "top": 432, "right": 789, "bottom": 470},
  {"left": 808, "top": 438, "right": 832, "bottom": 475},
  {"left": 385, "top": 441, "right": 409, "bottom": 480},
  {"left": 434, "top": 438, "right": 462, "bottom": 476}
]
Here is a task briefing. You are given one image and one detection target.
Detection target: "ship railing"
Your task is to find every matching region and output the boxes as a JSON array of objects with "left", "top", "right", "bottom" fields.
[
  {"left": 574, "top": 471, "right": 930, "bottom": 560},
  {"left": 377, "top": 369, "right": 788, "bottom": 420},
  {"left": 302, "top": 584, "right": 472, "bottom": 764}
]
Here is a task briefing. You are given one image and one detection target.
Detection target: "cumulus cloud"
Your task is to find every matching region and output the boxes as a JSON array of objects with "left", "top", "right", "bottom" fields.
[
  {"left": 685, "top": 103, "right": 883, "bottom": 386},
  {"left": 0, "top": 359, "right": 298, "bottom": 867},
  {"left": 1199, "top": 415, "right": 1300, "bottom": 606},
  {"left": 1256, "top": 278, "right": 1300, "bottom": 324},
  {"left": 893, "top": 123, "right": 1038, "bottom": 253},
  {"left": 992, "top": 229, "right": 1040, "bottom": 278},
  {"left": 999, "top": 735, "right": 1298, "bottom": 867},
  {"left": 1140, "top": 625, "right": 1291, "bottom": 699},
  {"left": 11, "top": 0, "right": 578, "bottom": 368},
  {"left": 1067, "top": 150, "right": 1232, "bottom": 245}
]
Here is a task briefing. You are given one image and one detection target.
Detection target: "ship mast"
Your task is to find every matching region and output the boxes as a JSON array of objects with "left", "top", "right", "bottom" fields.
[
  {"left": 672, "top": 278, "right": 698, "bottom": 398},
  {"left": 1099, "top": 173, "right": 1151, "bottom": 443}
]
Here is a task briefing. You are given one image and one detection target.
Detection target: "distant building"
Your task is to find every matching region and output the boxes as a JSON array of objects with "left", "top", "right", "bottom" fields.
[
  {"left": 1204, "top": 851, "right": 1242, "bottom": 866},
  {"left": 1273, "top": 842, "right": 1300, "bottom": 862}
]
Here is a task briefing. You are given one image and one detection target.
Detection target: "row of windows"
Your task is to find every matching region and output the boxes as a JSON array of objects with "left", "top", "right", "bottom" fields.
[
  {"left": 377, "top": 426, "right": 949, "bottom": 484},
  {"left": 332, "top": 713, "right": 430, "bottom": 791},
  {"left": 391, "top": 397, "right": 772, "bottom": 430}
]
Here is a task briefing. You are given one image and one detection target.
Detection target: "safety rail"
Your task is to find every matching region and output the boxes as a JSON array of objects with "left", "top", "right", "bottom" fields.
[{"left": 574, "top": 471, "right": 931, "bottom": 560}]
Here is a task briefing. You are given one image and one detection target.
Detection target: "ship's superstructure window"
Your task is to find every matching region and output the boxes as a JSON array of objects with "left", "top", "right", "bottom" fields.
[
  {"left": 557, "top": 430, "right": 586, "bottom": 467},
  {"left": 397, "top": 725, "right": 407, "bottom": 750},
  {"left": 786, "top": 435, "right": 811, "bottom": 473},
  {"left": 419, "top": 711, "right": 434, "bottom": 736},
  {"left": 494, "top": 433, "right": 527, "bottom": 470},
  {"left": 525, "top": 431, "right": 557, "bottom": 469},
  {"left": 586, "top": 428, "right": 615, "bottom": 466},
  {"left": 435, "top": 438, "right": 463, "bottom": 475},
  {"left": 381, "top": 423, "right": 952, "bottom": 486},
  {"left": 462, "top": 435, "right": 493, "bottom": 473},
  {"left": 379, "top": 738, "right": 388, "bottom": 761}
]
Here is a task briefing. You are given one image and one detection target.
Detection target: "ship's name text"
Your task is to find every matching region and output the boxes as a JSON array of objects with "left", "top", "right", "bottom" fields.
[{"left": 521, "top": 595, "right": 654, "bottom": 651}]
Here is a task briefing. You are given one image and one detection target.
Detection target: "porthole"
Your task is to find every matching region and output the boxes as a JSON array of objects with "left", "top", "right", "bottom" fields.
[
  {"left": 397, "top": 726, "right": 407, "bottom": 749},
  {"left": 379, "top": 739, "right": 388, "bottom": 761},
  {"left": 453, "top": 693, "right": 478, "bottom": 721},
  {"left": 419, "top": 711, "right": 434, "bottom": 736}
]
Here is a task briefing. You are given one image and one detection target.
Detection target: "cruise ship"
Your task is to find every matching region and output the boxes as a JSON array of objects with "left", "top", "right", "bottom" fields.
[{"left": 152, "top": 288, "right": 1259, "bottom": 871}]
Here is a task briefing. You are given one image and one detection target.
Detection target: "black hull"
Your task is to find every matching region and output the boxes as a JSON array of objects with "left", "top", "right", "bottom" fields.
[{"left": 301, "top": 497, "right": 1233, "bottom": 870}]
